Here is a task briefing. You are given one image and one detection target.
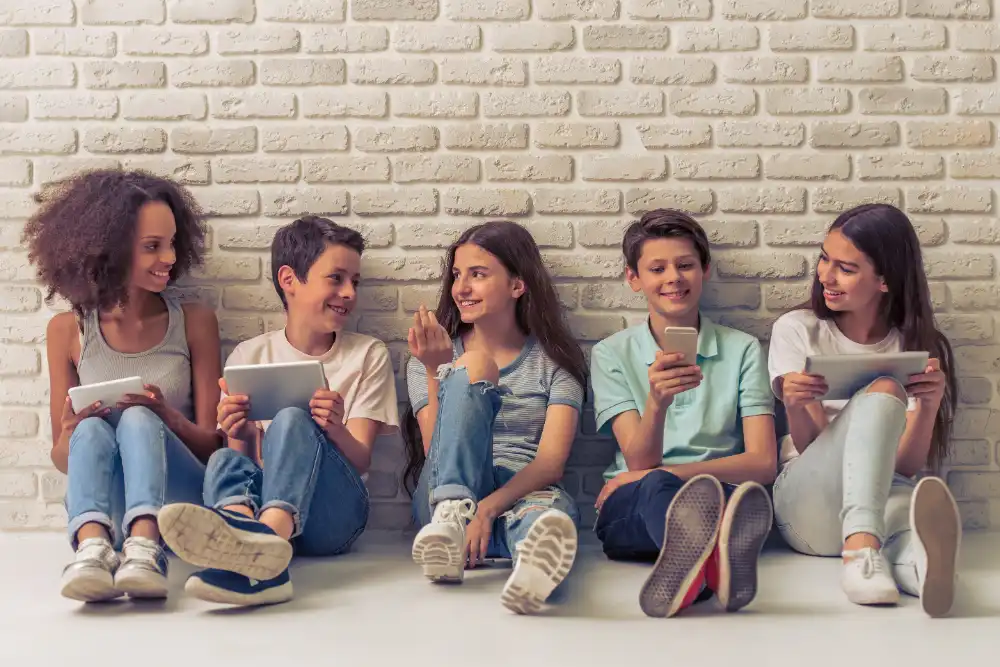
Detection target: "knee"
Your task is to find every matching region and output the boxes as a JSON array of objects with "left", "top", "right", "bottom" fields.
[
  {"left": 116, "top": 405, "right": 161, "bottom": 433},
  {"left": 69, "top": 416, "right": 115, "bottom": 449},
  {"left": 270, "top": 406, "right": 312, "bottom": 430},
  {"left": 206, "top": 447, "right": 247, "bottom": 477},
  {"left": 865, "top": 377, "right": 907, "bottom": 403},
  {"left": 454, "top": 350, "right": 500, "bottom": 386}
]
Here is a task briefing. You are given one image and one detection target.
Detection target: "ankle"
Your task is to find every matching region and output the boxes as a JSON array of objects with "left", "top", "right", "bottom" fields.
[
  {"left": 75, "top": 522, "right": 111, "bottom": 545},
  {"left": 129, "top": 516, "right": 160, "bottom": 543},
  {"left": 258, "top": 508, "right": 294, "bottom": 541},
  {"left": 843, "top": 532, "right": 881, "bottom": 559},
  {"left": 224, "top": 504, "right": 255, "bottom": 519}
]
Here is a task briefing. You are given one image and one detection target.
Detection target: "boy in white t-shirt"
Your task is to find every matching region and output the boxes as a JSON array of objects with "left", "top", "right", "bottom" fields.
[{"left": 158, "top": 216, "right": 399, "bottom": 606}]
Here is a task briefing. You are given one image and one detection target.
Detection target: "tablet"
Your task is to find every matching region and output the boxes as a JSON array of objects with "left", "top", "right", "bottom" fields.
[
  {"left": 223, "top": 361, "right": 328, "bottom": 421},
  {"left": 804, "top": 352, "right": 929, "bottom": 401},
  {"left": 69, "top": 377, "right": 145, "bottom": 413}
]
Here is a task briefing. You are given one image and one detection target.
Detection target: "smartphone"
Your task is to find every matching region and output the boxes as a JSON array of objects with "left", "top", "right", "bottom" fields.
[{"left": 662, "top": 327, "right": 698, "bottom": 366}]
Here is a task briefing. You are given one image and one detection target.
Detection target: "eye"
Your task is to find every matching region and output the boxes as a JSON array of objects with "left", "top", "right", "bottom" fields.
[
  {"left": 472, "top": 270, "right": 485, "bottom": 278},
  {"left": 678, "top": 263, "right": 694, "bottom": 270},
  {"left": 330, "top": 274, "right": 343, "bottom": 284},
  {"left": 818, "top": 254, "right": 829, "bottom": 265},
  {"left": 840, "top": 266, "right": 856, "bottom": 275},
  {"left": 351, "top": 278, "right": 360, "bottom": 288}
]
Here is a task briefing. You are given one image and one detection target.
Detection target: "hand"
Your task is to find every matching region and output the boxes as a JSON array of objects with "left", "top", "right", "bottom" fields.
[
  {"left": 408, "top": 305, "right": 453, "bottom": 373},
  {"left": 648, "top": 351, "right": 702, "bottom": 409},
  {"left": 217, "top": 378, "right": 256, "bottom": 442},
  {"left": 907, "top": 358, "right": 946, "bottom": 408},
  {"left": 780, "top": 372, "right": 828, "bottom": 408},
  {"left": 464, "top": 507, "right": 496, "bottom": 569},
  {"left": 310, "top": 389, "right": 346, "bottom": 439},
  {"left": 59, "top": 396, "right": 110, "bottom": 443},
  {"left": 595, "top": 469, "right": 654, "bottom": 511},
  {"left": 118, "top": 384, "right": 180, "bottom": 424}
]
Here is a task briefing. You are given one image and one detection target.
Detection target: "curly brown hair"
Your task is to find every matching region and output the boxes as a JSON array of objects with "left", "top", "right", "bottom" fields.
[{"left": 22, "top": 169, "right": 208, "bottom": 316}]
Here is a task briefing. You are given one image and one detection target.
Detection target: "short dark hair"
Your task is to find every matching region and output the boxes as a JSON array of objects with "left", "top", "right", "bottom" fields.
[
  {"left": 622, "top": 209, "right": 711, "bottom": 272},
  {"left": 271, "top": 216, "right": 365, "bottom": 309}
]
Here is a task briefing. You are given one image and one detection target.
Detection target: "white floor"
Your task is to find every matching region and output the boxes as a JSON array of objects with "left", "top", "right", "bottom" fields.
[{"left": 1, "top": 530, "right": 997, "bottom": 665}]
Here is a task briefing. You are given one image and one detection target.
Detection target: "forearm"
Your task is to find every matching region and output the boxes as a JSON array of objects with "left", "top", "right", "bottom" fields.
[
  {"left": 664, "top": 453, "right": 776, "bottom": 486},
  {"left": 51, "top": 436, "right": 69, "bottom": 474},
  {"left": 420, "top": 369, "right": 440, "bottom": 454},
  {"left": 786, "top": 406, "right": 822, "bottom": 454},
  {"left": 482, "top": 460, "right": 565, "bottom": 518},
  {"left": 895, "top": 405, "right": 937, "bottom": 477},
  {"left": 327, "top": 428, "right": 372, "bottom": 475},
  {"left": 621, "top": 398, "right": 668, "bottom": 470},
  {"left": 165, "top": 411, "right": 223, "bottom": 463}
]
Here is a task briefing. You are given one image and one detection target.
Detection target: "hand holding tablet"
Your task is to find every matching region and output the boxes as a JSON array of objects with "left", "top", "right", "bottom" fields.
[
  {"left": 222, "top": 360, "right": 328, "bottom": 422},
  {"left": 801, "top": 352, "right": 930, "bottom": 401}
]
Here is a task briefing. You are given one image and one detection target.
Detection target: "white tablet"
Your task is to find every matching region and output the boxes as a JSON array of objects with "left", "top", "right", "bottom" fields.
[
  {"left": 69, "top": 377, "right": 146, "bottom": 413},
  {"left": 223, "top": 361, "right": 328, "bottom": 422},
  {"left": 804, "top": 352, "right": 929, "bottom": 401}
]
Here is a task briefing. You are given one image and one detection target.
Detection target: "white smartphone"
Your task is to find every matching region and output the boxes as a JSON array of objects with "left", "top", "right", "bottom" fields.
[
  {"left": 662, "top": 326, "right": 699, "bottom": 366},
  {"left": 223, "top": 361, "right": 328, "bottom": 421},
  {"left": 68, "top": 377, "right": 146, "bottom": 413}
]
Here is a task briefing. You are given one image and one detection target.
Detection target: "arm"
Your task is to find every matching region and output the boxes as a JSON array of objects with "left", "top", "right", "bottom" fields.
[
  {"left": 328, "top": 418, "right": 381, "bottom": 475},
  {"left": 895, "top": 358, "right": 948, "bottom": 477},
  {"left": 768, "top": 314, "right": 828, "bottom": 454},
  {"left": 609, "top": 402, "right": 667, "bottom": 472},
  {"left": 47, "top": 313, "right": 80, "bottom": 473},
  {"left": 664, "top": 415, "right": 777, "bottom": 485},
  {"left": 414, "top": 370, "right": 440, "bottom": 455}
]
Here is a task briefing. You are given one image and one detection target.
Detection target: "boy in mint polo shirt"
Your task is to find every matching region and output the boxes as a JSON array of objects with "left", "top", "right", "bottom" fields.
[{"left": 590, "top": 209, "right": 777, "bottom": 619}]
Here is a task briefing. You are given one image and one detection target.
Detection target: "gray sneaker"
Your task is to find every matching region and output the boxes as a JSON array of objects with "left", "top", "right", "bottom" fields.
[
  {"left": 115, "top": 536, "right": 169, "bottom": 599},
  {"left": 61, "top": 537, "right": 122, "bottom": 602}
]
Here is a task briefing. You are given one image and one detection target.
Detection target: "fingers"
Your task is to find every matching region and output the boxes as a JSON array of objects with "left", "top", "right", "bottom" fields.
[
  {"left": 787, "top": 372, "right": 827, "bottom": 387},
  {"left": 650, "top": 365, "right": 702, "bottom": 384},
  {"left": 413, "top": 309, "right": 428, "bottom": 351},
  {"left": 927, "top": 358, "right": 941, "bottom": 372},
  {"left": 219, "top": 377, "right": 229, "bottom": 395}
]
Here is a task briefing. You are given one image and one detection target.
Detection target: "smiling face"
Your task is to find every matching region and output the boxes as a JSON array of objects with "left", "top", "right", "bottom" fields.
[
  {"left": 129, "top": 201, "right": 177, "bottom": 294},
  {"left": 450, "top": 243, "right": 524, "bottom": 326},
  {"left": 816, "top": 229, "right": 887, "bottom": 313},
  {"left": 278, "top": 242, "right": 361, "bottom": 333},
  {"left": 627, "top": 237, "right": 706, "bottom": 322}
]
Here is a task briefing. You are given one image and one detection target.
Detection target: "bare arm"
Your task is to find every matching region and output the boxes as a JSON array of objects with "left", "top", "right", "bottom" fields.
[
  {"left": 775, "top": 373, "right": 829, "bottom": 454},
  {"left": 167, "top": 304, "right": 224, "bottom": 462},
  {"left": 47, "top": 313, "right": 81, "bottom": 474},
  {"left": 663, "top": 414, "right": 778, "bottom": 485},
  {"left": 414, "top": 368, "right": 440, "bottom": 455},
  {"left": 329, "top": 417, "right": 381, "bottom": 475},
  {"left": 895, "top": 358, "right": 948, "bottom": 477},
  {"left": 609, "top": 400, "right": 667, "bottom": 471}
]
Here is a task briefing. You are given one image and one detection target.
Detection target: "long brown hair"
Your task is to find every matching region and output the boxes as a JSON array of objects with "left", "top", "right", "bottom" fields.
[
  {"left": 810, "top": 204, "right": 956, "bottom": 468},
  {"left": 401, "top": 221, "right": 587, "bottom": 494}
]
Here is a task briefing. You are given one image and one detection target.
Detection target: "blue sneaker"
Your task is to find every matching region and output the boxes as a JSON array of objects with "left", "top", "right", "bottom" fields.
[
  {"left": 185, "top": 568, "right": 293, "bottom": 607},
  {"left": 158, "top": 504, "right": 292, "bottom": 581}
]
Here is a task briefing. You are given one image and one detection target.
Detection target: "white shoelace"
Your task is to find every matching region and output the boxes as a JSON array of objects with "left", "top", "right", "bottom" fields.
[
  {"left": 846, "top": 547, "right": 886, "bottom": 579},
  {"left": 435, "top": 499, "right": 476, "bottom": 524},
  {"left": 77, "top": 538, "right": 113, "bottom": 563},
  {"left": 123, "top": 537, "right": 160, "bottom": 562}
]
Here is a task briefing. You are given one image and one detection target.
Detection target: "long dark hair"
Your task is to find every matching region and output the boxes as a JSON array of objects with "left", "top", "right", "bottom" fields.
[
  {"left": 810, "top": 204, "right": 956, "bottom": 468},
  {"left": 401, "top": 221, "right": 587, "bottom": 494}
]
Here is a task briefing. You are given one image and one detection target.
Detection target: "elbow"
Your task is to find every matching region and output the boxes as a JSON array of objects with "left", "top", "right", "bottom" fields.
[
  {"left": 755, "top": 462, "right": 777, "bottom": 486},
  {"left": 622, "top": 450, "right": 660, "bottom": 473},
  {"left": 895, "top": 458, "right": 923, "bottom": 479}
]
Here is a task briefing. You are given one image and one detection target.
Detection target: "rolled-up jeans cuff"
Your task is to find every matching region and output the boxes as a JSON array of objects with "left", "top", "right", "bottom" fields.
[
  {"left": 68, "top": 511, "right": 114, "bottom": 549},
  {"left": 260, "top": 500, "right": 302, "bottom": 538},
  {"left": 214, "top": 495, "right": 260, "bottom": 517},
  {"left": 429, "top": 483, "right": 476, "bottom": 506},
  {"left": 122, "top": 505, "right": 160, "bottom": 538}
]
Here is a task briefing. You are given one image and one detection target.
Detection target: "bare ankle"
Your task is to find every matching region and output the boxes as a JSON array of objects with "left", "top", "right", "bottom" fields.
[
  {"left": 129, "top": 517, "right": 160, "bottom": 542},
  {"left": 258, "top": 508, "right": 294, "bottom": 541},
  {"left": 75, "top": 522, "right": 111, "bottom": 545},
  {"left": 843, "top": 532, "right": 881, "bottom": 559},
  {"left": 224, "top": 504, "right": 255, "bottom": 519}
]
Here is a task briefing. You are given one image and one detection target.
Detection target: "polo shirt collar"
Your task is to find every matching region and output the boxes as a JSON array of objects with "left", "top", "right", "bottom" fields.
[{"left": 638, "top": 313, "right": 719, "bottom": 366}]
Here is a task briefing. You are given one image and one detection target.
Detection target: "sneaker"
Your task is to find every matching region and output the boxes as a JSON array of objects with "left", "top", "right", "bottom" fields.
[
  {"left": 412, "top": 498, "right": 476, "bottom": 583},
  {"left": 60, "top": 537, "right": 122, "bottom": 603},
  {"left": 115, "top": 536, "right": 168, "bottom": 599},
  {"left": 639, "top": 474, "right": 724, "bottom": 618},
  {"left": 841, "top": 546, "right": 900, "bottom": 606},
  {"left": 500, "top": 509, "right": 578, "bottom": 615},
  {"left": 911, "top": 475, "right": 961, "bottom": 618},
  {"left": 185, "top": 568, "right": 293, "bottom": 607},
  {"left": 710, "top": 481, "right": 773, "bottom": 612},
  {"left": 157, "top": 504, "right": 292, "bottom": 581}
]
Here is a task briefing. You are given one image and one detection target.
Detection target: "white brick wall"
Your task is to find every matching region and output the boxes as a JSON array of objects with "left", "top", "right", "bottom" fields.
[{"left": 1, "top": 0, "right": 998, "bottom": 532}]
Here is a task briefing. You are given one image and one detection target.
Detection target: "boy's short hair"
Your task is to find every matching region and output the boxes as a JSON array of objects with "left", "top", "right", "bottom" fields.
[
  {"left": 271, "top": 216, "right": 365, "bottom": 308},
  {"left": 622, "top": 209, "right": 711, "bottom": 272}
]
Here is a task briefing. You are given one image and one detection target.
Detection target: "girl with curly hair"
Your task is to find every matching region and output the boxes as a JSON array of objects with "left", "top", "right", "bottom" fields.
[{"left": 24, "top": 169, "right": 223, "bottom": 603}]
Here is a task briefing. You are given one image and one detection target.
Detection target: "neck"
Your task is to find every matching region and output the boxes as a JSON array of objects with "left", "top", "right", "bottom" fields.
[
  {"left": 649, "top": 307, "right": 699, "bottom": 350},
  {"left": 466, "top": 313, "right": 526, "bottom": 356},
  {"left": 108, "top": 288, "right": 163, "bottom": 321},
  {"left": 834, "top": 303, "right": 890, "bottom": 345},
  {"left": 284, "top": 312, "right": 336, "bottom": 357}
]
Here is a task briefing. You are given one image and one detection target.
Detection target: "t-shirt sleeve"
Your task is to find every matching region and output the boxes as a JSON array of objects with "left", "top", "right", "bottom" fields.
[
  {"left": 591, "top": 341, "right": 638, "bottom": 434},
  {"left": 767, "top": 313, "right": 809, "bottom": 396},
  {"left": 405, "top": 353, "right": 430, "bottom": 415},
  {"left": 347, "top": 343, "right": 399, "bottom": 433},
  {"left": 739, "top": 338, "right": 775, "bottom": 418},
  {"left": 548, "top": 366, "right": 583, "bottom": 412}
]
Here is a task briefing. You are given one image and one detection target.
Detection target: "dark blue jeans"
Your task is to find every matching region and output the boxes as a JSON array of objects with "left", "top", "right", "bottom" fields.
[{"left": 203, "top": 407, "right": 369, "bottom": 557}]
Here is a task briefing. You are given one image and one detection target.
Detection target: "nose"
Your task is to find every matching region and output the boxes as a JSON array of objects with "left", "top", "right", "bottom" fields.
[
  {"left": 341, "top": 281, "right": 356, "bottom": 300},
  {"left": 161, "top": 245, "right": 176, "bottom": 266},
  {"left": 664, "top": 265, "right": 681, "bottom": 282}
]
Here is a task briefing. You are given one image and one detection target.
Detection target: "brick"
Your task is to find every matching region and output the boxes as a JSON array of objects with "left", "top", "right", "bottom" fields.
[
  {"left": 443, "top": 123, "right": 528, "bottom": 150},
  {"left": 678, "top": 25, "right": 758, "bottom": 52},
  {"left": 913, "top": 218, "right": 947, "bottom": 246},
  {"left": 261, "top": 188, "right": 348, "bottom": 217},
  {"left": 625, "top": 188, "right": 713, "bottom": 214},
  {"left": 35, "top": 157, "right": 119, "bottom": 184},
  {"left": 907, "top": 120, "right": 992, "bottom": 147},
  {"left": 0, "top": 471, "right": 37, "bottom": 499},
  {"left": 83, "top": 127, "right": 166, "bottom": 154},
  {"left": 0, "top": 501, "right": 67, "bottom": 530},
  {"left": 770, "top": 24, "right": 854, "bottom": 51},
  {"left": 719, "top": 187, "right": 805, "bottom": 213},
  {"left": 702, "top": 282, "right": 761, "bottom": 309},
  {"left": 906, "top": 0, "right": 991, "bottom": 18},
  {"left": 0, "top": 411, "right": 38, "bottom": 438},
  {"left": 355, "top": 126, "right": 438, "bottom": 152},
  {"left": 262, "top": 125, "right": 347, "bottom": 152},
  {"left": 543, "top": 251, "right": 623, "bottom": 278},
  {"left": 446, "top": 0, "right": 529, "bottom": 20},
  {"left": 766, "top": 87, "right": 851, "bottom": 115},
  {"left": 929, "top": 281, "right": 948, "bottom": 309},
  {"left": 393, "top": 90, "right": 477, "bottom": 118},
  {"left": 818, "top": 56, "right": 903, "bottom": 82},
  {"left": 33, "top": 93, "right": 117, "bottom": 120},
  {"left": 673, "top": 154, "right": 758, "bottom": 180},
  {"left": 952, "top": 283, "right": 1000, "bottom": 311},
  {"left": 395, "top": 222, "right": 465, "bottom": 249},
  {"left": 715, "top": 252, "right": 807, "bottom": 279},
  {"left": 261, "top": 58, "right": 344, "bottom": 85},
  {"left": 909, "top": 186, "right": 993, "bottom": 213},
  {"left": 353, "top": 189, "right": 437, "bottom": 216},
  {"left": 40, "top": 471, "right": 66, "bottom": 502},
  {"left": 217, "top": 26, "right": 300, "bottom": 54},
  {"left": 213, "top": 158, "right": 299, "bottom": 184},
  {"left": 534, "top": 188, "right": 620, "bottom": 214},
  {"left": 484, "top": 91, "right": 570, "bottom": 117},
  {"left": 864, "top": 23, "right": 947, "bottom": 51},
  {"left": 810, "top": 121, "right": 899, "bottom": 148},
  {"left": 631, "top": 57, "right": 714, "bottom": 84},
  {"left": 763, "top": 219, "right": 828, "bottom": 246},
  {"left": 725, "top": 56, "right": 808, "bottom": 83},
  {"left": 169, "top": 0, "right": 255, "bottom": 23},
  {"left": 260, "top": 0, "right": 346, "bottom": 22},
  {"left": 582, "top": 155, "right": 665, "bottom": 181},
  {"left": 576, "top": 282, "right": 638, "bottom": 308},
  {"left": 0, "top": 343, "right": 39, "bottom": 375},
  {"left": 490, "top": 24, "right": 574, "bottom": 52},
  {"left": 353, "top": 0, "right": 437, "bottom": 19},
  {"left": 957, "top": 24, "right": 1000, "bottom": 52},
  {"left": 765, "top": 153, "right": 850, "bottom": 180},
  {"left": 170, "top": 60, "right": 253, "bottom": 87},
  {"left": 218, "top": 315, "right": 264, "bottom": 342},
  {"left": 396, "top": 25, "right": 478, "bottom": 52},
  {"left": 443, "top": 189, "right": 530, "bottom": 216},
  {"left": 813, "top": 186, "right": 900, "bottom": 213},
  {"left": 304, "top": 156, "right": 390, "bottom": 182},
  {"left": 537, "top": 0, "right": 620, "bottom": 19},
  {"left": 955, "top": 345, "right": 1000, "bottom": 374},
  {"left": 0, "top": 223, "right": 24, "bottom": 249},
  {"left": 720, "top": 0, "right": 807, "bottom": 19},
  {"left": 637, "top": 121, "right": 710, "bottom": 148},
  {"left": 536, "top": 57, "right": 621, "bottom": 85},
  {"left": 302, "top": 91, "right": 386, "bottom": 118},
  {"left": 0, "top": 29, "right": 27, "bottom": 56},
  {"left": 122, "top": 157, "right": 209, "bottom": 184},
  {"left": 34, "top": 29, "right": 116, "bottom": 56},
  {"left": 955, "top": 88, "right": 1000, "bottom": 115},
  {"left": 579, "top": 90, "right": 663, "bottom": 117},
  {"left": 85, "top": 61, "right": 164, "bottom": 89},
  {"left": 488, "top": 155, "right": 573, "bottom": 181},
  {"left": 914, "top": 56, "right": 995, "bottom": 82},
  {"left": 859, "top": 87, "right": 947, "bottom": 115},
  {"left": 356, "top": 285, "right": 398, "bottom": 311},
  {"left": 0, "top": 192, "right": 32, "bottom": 218},
  {"left": 0, "top": 62, "right": 75, "bottom": 89},
  {"left": 627, "top": 0, "right": 711, "bottom": 19},
  {"left": 399, "top": 285, "right": 442, "bottom": 311},
  {"left": 122, "top": 92, "right": 205, "bottom": 120},
  {"left": 701, "top": 219, "right": 758, "bottom": 246},
  {"left": 519, "top": 220, "right": 573, "bottom": 248},
  {"left": 584, "top": 25, "right": 669, "bottom": 50},
  {"left": 0, "top": 376, "right": 49, "bottom": 404},
  {"left": 122, "top": 29, "right": 207, "bottom": 55},
  {"left": 0, "top": 158, "right": 30, "bottom": 186},
  {"left": 924, "top": 252, "right": 994, "bottom": 278},
  {"left": 946, "top": 439, "right": 992, "bottom": 465},
  {"left": 0, "top": 315, "right": 47, "bottom": 344},
  {"left": 670, "top": 88, "right": 756, "bottom": 116},
  {"left": 212, "top": 91, "right": 295, "bottom": 119},
  {"left": 440, "top": 58, "right": 526, "bottom": 86},
  {"left": 0, "top": 2, "right": 75, "bottom": 26},
  {"left": 938, "top": 315, "right": 994, "bottom": 344},
  {"left": 813, "top": 0, "right": 899, "bottom": 17},
  {"left": 305, "top": 26, "right": 386, "bottom": 52},
  {"left": 190, "top": 189, "right": 259, "bottom": 217},
  {"left": 951, "top": 154, "right": 1000, "bottom": 179},
  {"left": 857, "top": 154, "right": 943, "bottom": 179},
  {"left": 568, "top": 314, "right": 625, "bottom": 341},
  {"left": 80, "top": 0, "right": 165, "bottom": 24},
  {"left": 536, "top": 122, "right": 620, "bottom": 148},
  {"left": 361, "top": 254, "right": 443, "bottom": 281},
  {"left": 718, "top": 120, "right": 804, "bottom": 147},
  {"left": 352, "top": 59, "right": 435, "bottom": 84},
  {"left": 951, "top": 219, "right": 1000, "bottom": 244}
]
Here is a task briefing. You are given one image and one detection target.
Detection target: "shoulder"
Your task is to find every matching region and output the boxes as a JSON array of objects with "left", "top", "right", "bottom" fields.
[
  {"left": 594, "top": 323, "right": 639, "bottom": 357},
  {"left": 711, "top": 320, "right": 763, "bottom": 351},
  {"left": 228, "top": 330, "right": 277, "bottom": 365},
  {"left": 46, "top": 311, "right": 79, "bottom": 349},
  {"left": 773, "top": 308, "right": 818, "bottom": 331},
  {"left": 180, "top": 302, "right": 219, "bottom": 335},
  {"left": 338, "top": 331, "right": 389, "bottom": 357}
]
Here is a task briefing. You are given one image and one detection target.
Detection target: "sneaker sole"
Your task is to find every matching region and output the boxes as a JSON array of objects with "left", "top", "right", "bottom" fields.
[
  {"left": 716, "top": 482, "right": 773, "bottom": 612},
  {"left": 158, "top": 504, "right": 292, "bottom": 581},
  {"left": 115, "top": 569, "right": 168, "bottom": 599},
  {"left": 412, "top": 529, "right": 464, "bottom": 583},
  {"left": 185, "top": 576, "right": 293, "bottom": 607},
  {"left": 639, "top": 474, "right": 724, "bottom": 618},
  {"left": 912, "top": 476, "right": 960, "bottom": 618},
  {"left": 60, "top": 568, "right": 122, "bottom": 603},
  {"left": 500, "top": 510, "right": 578, "bottom": 615}
]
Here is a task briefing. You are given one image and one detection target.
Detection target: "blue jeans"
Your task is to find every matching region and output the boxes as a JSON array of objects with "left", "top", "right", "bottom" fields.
[
  {"left": 66, "top": 406, "right": 205, "bottom": 548},
  {"left": 203, "top": 407, "right": 369, "bottom": 557},
  {"left": 412, "top": 365, "right": 580, "bottom": 560}
]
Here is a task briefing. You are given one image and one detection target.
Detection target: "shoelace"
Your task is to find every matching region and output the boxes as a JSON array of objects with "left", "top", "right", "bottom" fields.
[
  {"left": 77, "top": 539, "right": 112, "bottom": 563},
  {"left": 435, "top": 499, "right": 476, "bottom": 524},
  {"left": 849, "top": 548, "right": 885, "bottom": 579},
  {"left": 123, "top": 537, "right": 160, "bottom": 562}
]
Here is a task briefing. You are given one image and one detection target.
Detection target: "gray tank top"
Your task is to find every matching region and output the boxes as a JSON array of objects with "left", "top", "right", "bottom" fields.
[{"left": 77, "top": 295, "right": 194, "bottom": 422}]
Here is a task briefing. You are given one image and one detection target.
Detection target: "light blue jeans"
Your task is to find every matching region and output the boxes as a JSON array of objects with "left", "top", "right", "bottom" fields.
[
  {"left": 773, "top": 384, "right": 922, "bottom": 595},
  {"left": 65, "top": 406, "right": 205, "bottom": 548},
  {"left": 413, "top": 364, "right": 580, "bottom": 561}
]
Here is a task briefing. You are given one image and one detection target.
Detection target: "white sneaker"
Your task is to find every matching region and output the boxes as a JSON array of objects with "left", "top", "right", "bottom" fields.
[
  {"left": 115, "top": 536, "right": 169, "bottom": 599},
  {"left": 841, "top": 546, "right": 900, "bottom": 606},
  {"left": 60, "top": 537, "right": 122, "bottom": 602},
  {"left": 501, "top": 509, "right": 578, "bottom": 615},
  {"left": 412, "top": 499, "right": 476, "bottom": 583},
  {"left": 910, "top": 476, "right": 961, "bottom": 618}
]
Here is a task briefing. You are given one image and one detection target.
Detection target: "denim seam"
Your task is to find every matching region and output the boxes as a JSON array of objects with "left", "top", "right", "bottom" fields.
[{"left": 320, "top": 444, "right": 371, "bottom": 554}]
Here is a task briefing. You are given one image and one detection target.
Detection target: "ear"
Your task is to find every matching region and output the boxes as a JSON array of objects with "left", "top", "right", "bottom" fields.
[
  {"left": 703, "top": 262, "right": 712, "bottom": 282},
  {"left": 510, "top": 277, "right": 526, "bottom": 299},
  {"left": 879, "top": 277, "right": 889, "bottom": 293},
  {"left": 625, "top": 266, "right": 642, "bottom": 293},
  {"left": 277, "top": 265, "right": 298, "bottom": 300}
]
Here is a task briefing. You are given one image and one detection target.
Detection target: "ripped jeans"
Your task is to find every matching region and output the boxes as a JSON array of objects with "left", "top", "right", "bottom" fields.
[
  {"left": 203, "top": 407, "right": 369, "bottom": 557},
  {"left": 413, "top": 364, "right": 580, "bottom": 561}
]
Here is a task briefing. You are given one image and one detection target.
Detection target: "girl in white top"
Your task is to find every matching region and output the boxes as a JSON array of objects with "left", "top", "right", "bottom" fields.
[{"left": 768, "top": 204, "right": 961, "bottom": 617}]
